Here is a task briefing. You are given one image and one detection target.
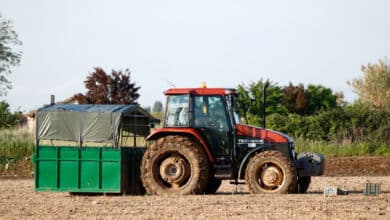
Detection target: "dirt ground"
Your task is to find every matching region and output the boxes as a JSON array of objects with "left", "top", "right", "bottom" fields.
[
  {"left": 1, "top": 156, "right": 389, "bottom": 219},
  {"left": 324, "top": 156, "right": 390, "bottom": 176},
  {"left": 0, "top": 176, "right": 389, "bottom": 220}
]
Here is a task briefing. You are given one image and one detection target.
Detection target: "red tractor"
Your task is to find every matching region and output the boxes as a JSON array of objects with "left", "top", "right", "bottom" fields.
[{"left": 141, "top": 85, "right": 324, "bottom": 195}]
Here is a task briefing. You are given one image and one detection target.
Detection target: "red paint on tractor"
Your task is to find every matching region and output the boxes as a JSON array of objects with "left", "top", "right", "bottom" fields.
[
  {"left": 146, "top": 127, "right": 215, "bottom": 162},
  {"left": 235, "top": 124, "right": 289, "bottom": 143},
  {"left": 164, "top": 88, "right": 232, "bottom": 96}
]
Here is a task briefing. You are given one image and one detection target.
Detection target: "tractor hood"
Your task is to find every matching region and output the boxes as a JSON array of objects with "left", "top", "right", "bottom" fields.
[{"left": 235, "top": 124, "right": 293, "bottom": 144}]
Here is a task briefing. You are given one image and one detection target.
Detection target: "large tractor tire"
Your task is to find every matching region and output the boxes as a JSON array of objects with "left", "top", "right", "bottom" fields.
[
  {"left": 293, "top": 176, "right": 311, "bottom": 193},
  {"left": 141, "top": 135, "right": 209, "bottom": 195},
  {"left": 245, "top": 150, "right": 297, "bottom": 194}
]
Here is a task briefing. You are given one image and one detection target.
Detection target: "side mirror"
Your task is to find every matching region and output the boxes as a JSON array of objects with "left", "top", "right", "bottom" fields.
[{"left": 148, "top": 122, "right": 155, "bottom": 129}]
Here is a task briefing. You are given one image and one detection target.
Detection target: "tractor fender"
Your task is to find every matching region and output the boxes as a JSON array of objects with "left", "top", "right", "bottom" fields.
[
  {"left": 146, "top": 128, "right": 215, "bottom": 162},
  {"left": 237, "top": 145, "right": 272, "bottom": 179}
]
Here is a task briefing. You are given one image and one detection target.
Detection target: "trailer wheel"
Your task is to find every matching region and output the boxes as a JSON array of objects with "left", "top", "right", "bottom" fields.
[
  {"left": 245, "top": 150, "right": 296, "bottom": 194},
  {"left": 141, "top": 135, "right": 209, "bottom": 195}
]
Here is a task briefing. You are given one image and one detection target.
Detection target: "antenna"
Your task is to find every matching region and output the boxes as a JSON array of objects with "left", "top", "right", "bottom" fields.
[
  {"left": 167, "top": 80, "right": 176, "bottom": 88},
  {"left": 262, "top": 81, "right": 269, "bottom": 128}
]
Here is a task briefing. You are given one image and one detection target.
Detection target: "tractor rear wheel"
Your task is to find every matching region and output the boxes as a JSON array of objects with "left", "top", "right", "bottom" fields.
[
  {"left": 245, "top": 150, "right": 297, "bottom": 194},
  {"left": 141, "top": 135, "right": 209, "bottom": 195}
]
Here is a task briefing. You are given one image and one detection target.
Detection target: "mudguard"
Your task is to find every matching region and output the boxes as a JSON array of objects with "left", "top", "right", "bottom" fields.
[
  {"left": 237, "top": 145, "right": 272, "bottom": 179},
  {"left": 295, "top": 152, "right": 325, "bottom": 177}
]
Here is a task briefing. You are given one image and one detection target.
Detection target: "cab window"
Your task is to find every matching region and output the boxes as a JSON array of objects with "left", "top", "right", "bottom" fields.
[
  {"left": 165, "top": 95, "right": 189, "bottom": 127},
  {"left": 193, "top": 96, "right": 228, "bottom": 131}
]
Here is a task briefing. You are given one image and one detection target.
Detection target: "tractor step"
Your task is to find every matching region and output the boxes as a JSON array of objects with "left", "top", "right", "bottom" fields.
[
  {"left": 229, "top": 181, "right": 246, "bottom": 185},
  {"left": 214, "top": 173, "right": 232, "bottom": 179},
  {"left": 213, "top": 164, "right": 232, "bottom": 179}
]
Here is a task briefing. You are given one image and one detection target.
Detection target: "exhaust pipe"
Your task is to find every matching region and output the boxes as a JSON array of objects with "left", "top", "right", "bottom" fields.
[{"left": 262, "top": 82, "right": 269, "bottom": 128}]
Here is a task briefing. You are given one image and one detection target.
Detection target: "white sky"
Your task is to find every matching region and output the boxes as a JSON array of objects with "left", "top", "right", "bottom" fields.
[{"left": 1, "top": 0, "right": 389, "bottom": 112}]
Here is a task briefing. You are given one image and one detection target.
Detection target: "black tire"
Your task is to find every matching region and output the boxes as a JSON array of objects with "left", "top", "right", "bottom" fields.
[
  {"left": 245, "top": 150, "right": 297, "bottom": 194},
  {"left": 204, "top": 176, "right": 222, "bottom": 194},
  {"left": 294, "top": 176, "right": 311, "bottom": 193},
  {"left": 141, "top": 135, "right": 209, "bottom": 195}
]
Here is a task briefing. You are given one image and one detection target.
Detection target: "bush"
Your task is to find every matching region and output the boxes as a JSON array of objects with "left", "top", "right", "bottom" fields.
[
  {"left": 294, "top": 138, "right": 390, "bottom": 156},
  {"left": 266, "top": 103, "right": 390, "bottom": 156},
  {"left": 0, "top": 128, "right": 34, "bottom": 163},
  {"left": 268, "top": 105, "right": 389, "bottom": 144},
  {"left": 0, "top": 102, "right": 19, "bottom": 128}
]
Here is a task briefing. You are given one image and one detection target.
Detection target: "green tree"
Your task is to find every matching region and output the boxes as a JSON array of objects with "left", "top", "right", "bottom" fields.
[
  {"left": 306, "top": 84, "right": 337, "bottom": 114},
  {"left": 0, "top": 101, "right": 18, "bottom": 128},
  {"left": 349, "top": 59, "right": 390, "bottom": 111},
  {"left": 152, "top": 101, "right": 163, "bottom": 113},
  {"left": 74, "top": 67, "right": 140, "bottom": 104},
  {"left": 237, "top": 79, "right": 287, "bottom": 126},
  {"left": 0, "top": 14, "right": 22, "bottom": 98}
]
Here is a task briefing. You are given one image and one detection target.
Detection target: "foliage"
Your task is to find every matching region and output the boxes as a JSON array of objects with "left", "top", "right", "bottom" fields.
[
  {"left": 152, "top": 101, "right": 163, "bottom": 113},
  {"left": 305, "top": 84, "right": 338, "bottom": 114},
  {"left": 349, "top": 59, "right": 390, "bottom": 111},
  {"left": 282, "top": 83, "right": 308, "bottom": 115},
  {"left": 0, "top": 128, "right": 34, "bottom": 163},
  {"left": 282, "top": 83, "right": 338, "bottom": 115},
  {"left": 345, "top": 103, "right": 390, "bottom": 144},
  {"left": 0, "top": 101, "right": 18, "bottom": 128},
  {"left": 0, "top": 14, "right": 22, "bottom": 98},
  {"left": 294, "top": 138, "right": 390, "bottom": 156},
  {"left": 237, "top": 80, "right": 340, "bottom": 126},
  {"left": 74, "top": 67, "right": 140, "bottom": 104},
  {"left": 237, "top": 79, "right": 287, "bottom": 125},
  {"left": 267, "top": 105, "right": 390, "bottom": 145}
]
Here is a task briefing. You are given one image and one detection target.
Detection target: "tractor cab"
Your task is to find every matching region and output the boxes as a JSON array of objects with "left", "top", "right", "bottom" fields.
[
  {"left": 163, "top": 86, "right": 238, "bottom": 161},
  {"left": 161, "top": 84, "right": 297, "bottom": 163}
]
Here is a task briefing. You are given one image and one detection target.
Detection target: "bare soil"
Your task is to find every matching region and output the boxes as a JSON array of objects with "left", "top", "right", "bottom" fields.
[
  {"left": 325, "top": 156, "right": 390, "bottom": 176},
  {"left": 0, "top": 177, "right": 389, "bottom": 219},
  {"left": 1, "top": 156, "right": 389, "bottom": 219}
]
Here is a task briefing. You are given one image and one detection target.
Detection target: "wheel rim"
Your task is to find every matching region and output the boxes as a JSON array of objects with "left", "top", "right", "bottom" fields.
[
  {"left": 257, "top": 163, "right": 284, "bottom": 191},
  {"left": 159, "top": 154, "right": 190, "bottom": 188}
]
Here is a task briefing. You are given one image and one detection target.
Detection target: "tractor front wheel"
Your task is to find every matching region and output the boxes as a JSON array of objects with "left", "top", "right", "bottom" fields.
[
  {"left": 245, "top": 150, "right": 297, "bottom": 194},
  {"left": 141, "top": 135, "right": 209, "bottom": 195}
]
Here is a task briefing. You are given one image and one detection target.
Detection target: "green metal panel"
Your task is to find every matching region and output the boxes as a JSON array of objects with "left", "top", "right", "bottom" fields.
[
  {"left": 37, "top": 160, "right": 57, "bottom": 189},
  {"left": 102, "top": 161, "right": 121, "bottom": 190},
  {"left": 80, "top": 160, "right": 100, "bottom": 189},
  {"left": 34, "top": 145, "right": 146, "bottom": 194},
  {"left": 34, "top": 146, "right": 122, "bottom": 193}
]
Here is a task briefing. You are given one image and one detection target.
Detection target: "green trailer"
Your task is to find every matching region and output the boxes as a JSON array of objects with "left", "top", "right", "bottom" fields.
[{"left": 33, "top": 104, "right": 157, "bottom": 194}]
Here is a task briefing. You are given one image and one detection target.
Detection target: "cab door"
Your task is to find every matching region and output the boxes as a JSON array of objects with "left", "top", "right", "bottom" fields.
[{"left": 192, "top": 95, "right": 231, "bottom": 158}]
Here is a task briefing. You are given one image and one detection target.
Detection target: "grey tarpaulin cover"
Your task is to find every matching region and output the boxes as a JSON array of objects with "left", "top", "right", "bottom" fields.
[{"left": 36, "top": 104, "right": 156, "bottom": 146}]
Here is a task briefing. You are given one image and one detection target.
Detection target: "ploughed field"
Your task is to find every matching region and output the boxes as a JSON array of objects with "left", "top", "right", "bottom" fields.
[
  {"left": 0, "top": 177, "right": 389, "bottom": 219},
  {"left": 0, "top": 156, "right": 389, "bottom": 219}
]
